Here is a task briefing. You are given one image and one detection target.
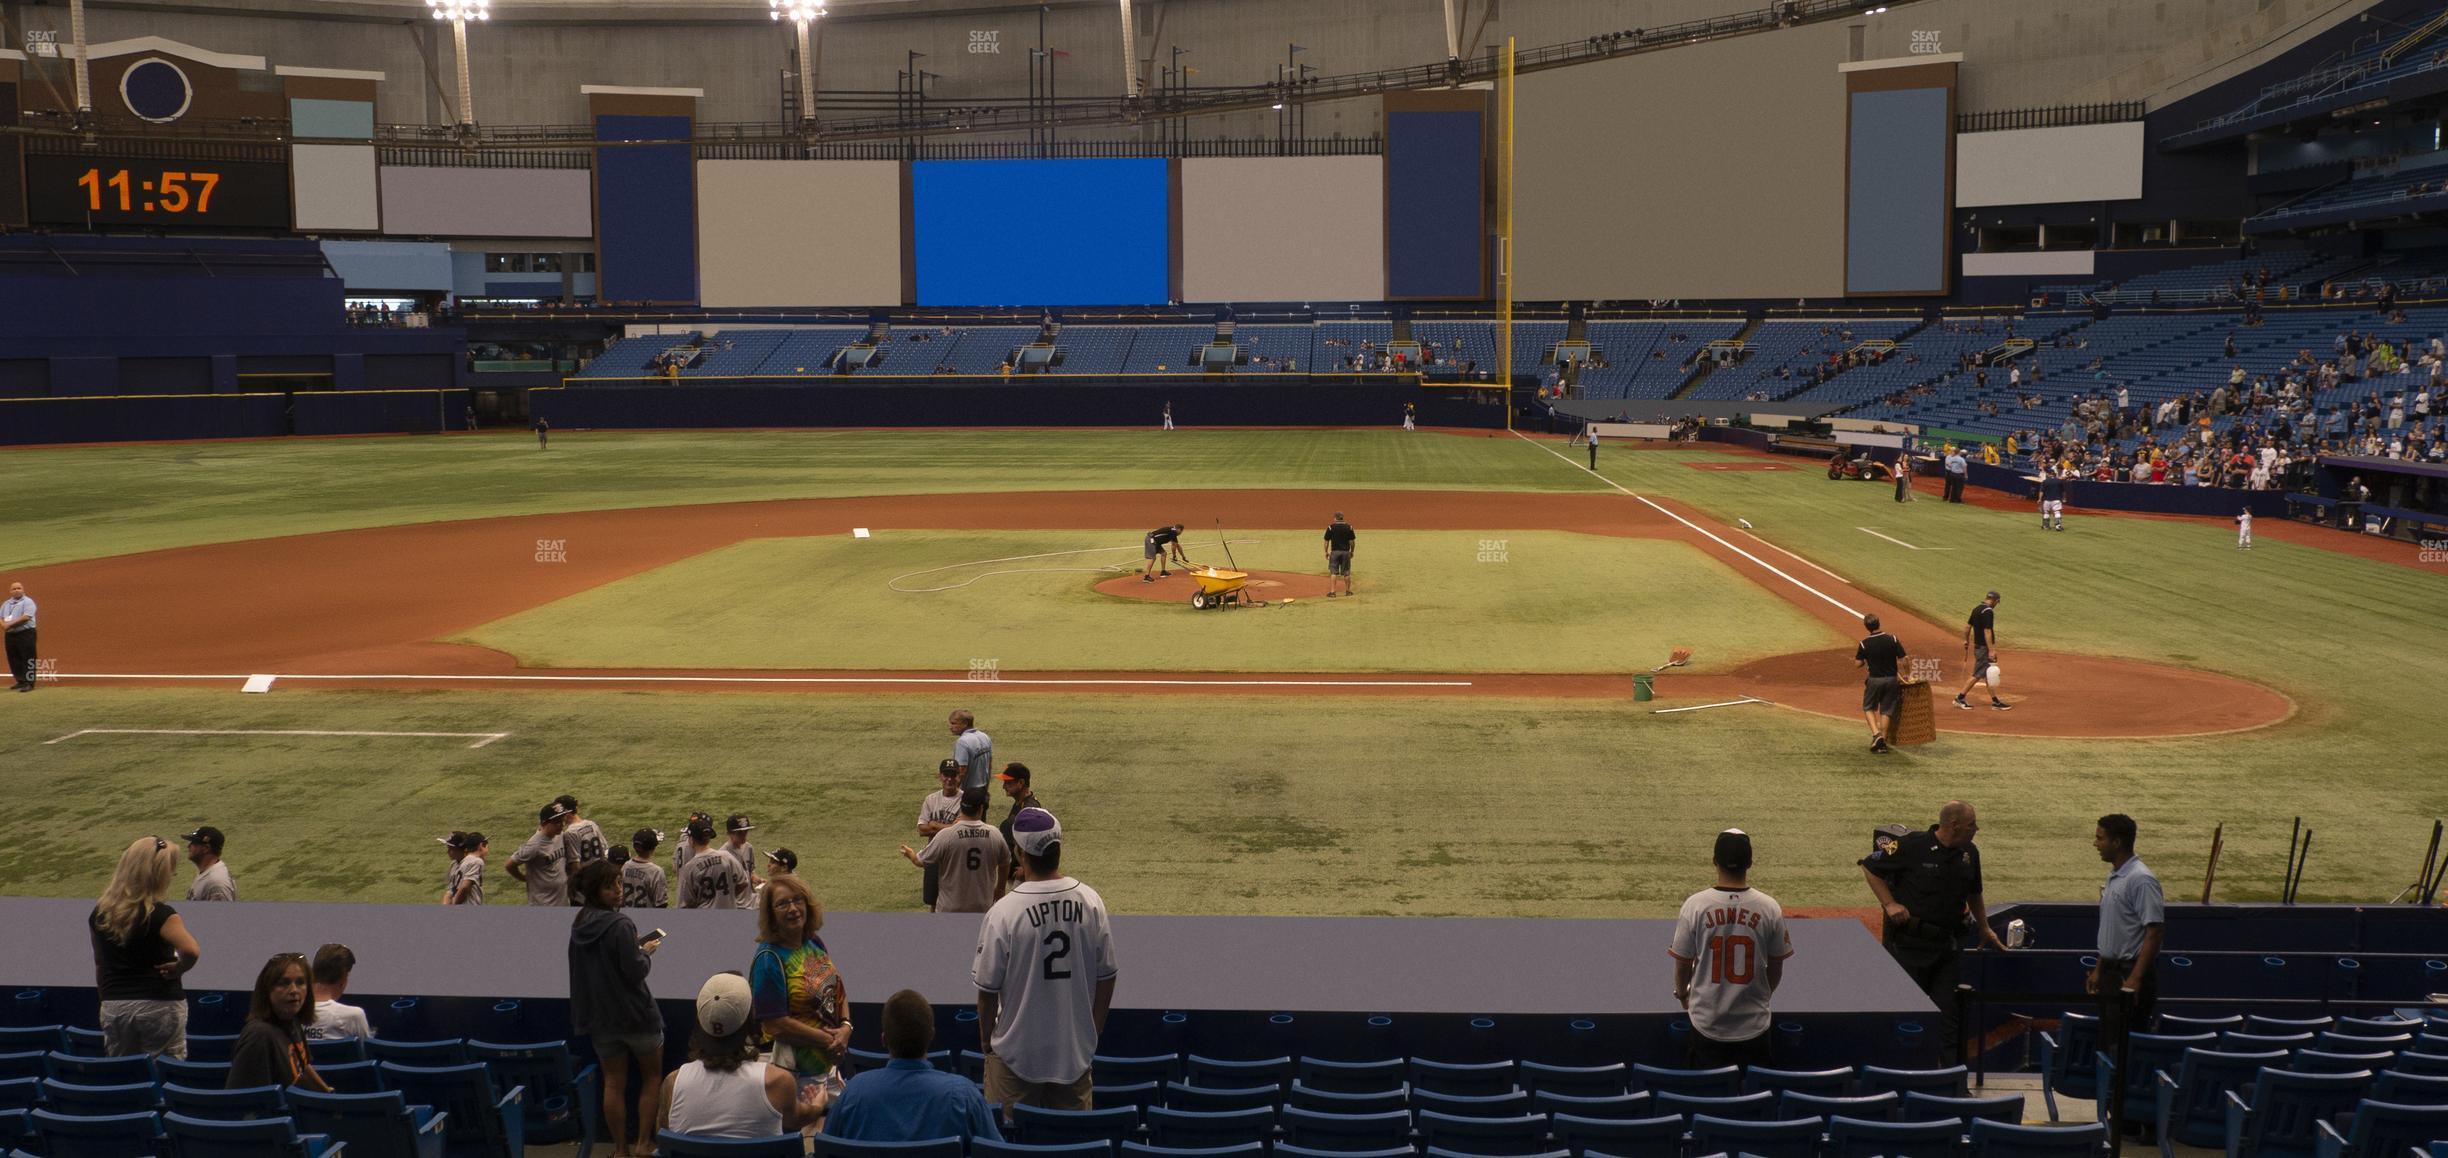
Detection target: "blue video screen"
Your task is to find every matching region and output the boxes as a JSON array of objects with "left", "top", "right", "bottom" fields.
[{"left": 912, "top": 159, "right": 1170, "bottom": 306}]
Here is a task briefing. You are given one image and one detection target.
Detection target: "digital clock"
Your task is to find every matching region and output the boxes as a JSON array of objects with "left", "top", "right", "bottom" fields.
[{"left": 26, "top": 155, "right": 291, "bottom": 229}]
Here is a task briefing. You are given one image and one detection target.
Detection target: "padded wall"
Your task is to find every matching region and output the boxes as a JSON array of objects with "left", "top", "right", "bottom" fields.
[
  {"left": 1180, "top": 157, "right": 1386, "bottom": 303},
  {"left": 1514, "top": 24, "right": 1849, "bottom": 300},
  {"left": 696, "top": 160, "right": 901, "bottom": 307},
  {"left": 911, "top": 159, "right": 1168, "bottom": 305},
  {"left": 595, "top": 114, "right": 699, "bottom": 303},
  {"left": 1384, "top": 101, "right": 1484, "bottom": 300},
  {"left": 1956, "top": 122, "right": 2145, "bottom": 207},
  {"left": 379, "top": 168, "right": 593, "bottom": 237},
  {"left": 0, "top": 81, "right": 22, "bottom": 228}
]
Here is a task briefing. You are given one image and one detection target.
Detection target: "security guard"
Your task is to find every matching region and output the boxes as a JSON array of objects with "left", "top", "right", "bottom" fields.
[
  {"left": 1860, "top": 800, "right": 2009, "bottom": 1059},
  {"left": 2, "top": 582, "right": 36, "bottom": 692}
]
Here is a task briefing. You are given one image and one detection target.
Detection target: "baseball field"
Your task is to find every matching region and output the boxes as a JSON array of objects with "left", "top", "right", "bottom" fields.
[{"left": 2, "top": 428, "right": 2442, "bottom": 917}]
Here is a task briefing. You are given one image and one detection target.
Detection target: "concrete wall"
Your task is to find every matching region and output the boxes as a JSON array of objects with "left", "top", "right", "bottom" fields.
[{"left": 32, "top": 0, "right": 2377, "bottom": 129}]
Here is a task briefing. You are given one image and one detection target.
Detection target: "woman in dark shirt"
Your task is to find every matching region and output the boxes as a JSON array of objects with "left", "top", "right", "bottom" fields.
[
  {"left": 227, "top": 954, "right": 332, "bottom": 1092},
  {"left": 90, "top": 836, "right": 202, "bottom": 1058}
]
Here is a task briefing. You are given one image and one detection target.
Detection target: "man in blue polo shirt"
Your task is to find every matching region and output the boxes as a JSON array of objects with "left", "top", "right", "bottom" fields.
[
  {"left": 824, "top": 989, "right": 1002, "bottom": 1142},
  {"left": 2087, "top": 812, "right": 2164, "bottom": 1136}
]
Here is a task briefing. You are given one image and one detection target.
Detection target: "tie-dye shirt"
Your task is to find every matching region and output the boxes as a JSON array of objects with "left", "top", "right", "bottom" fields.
[{"left": 750, "top": 936, "right": 843, "bottom": 1078}]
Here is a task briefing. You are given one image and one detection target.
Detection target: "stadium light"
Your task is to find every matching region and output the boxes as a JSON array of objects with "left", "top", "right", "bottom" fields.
[
  {"left": 428, "top": 0, "right": 489, "bottom": 128},
  {"left": 771, "top": 0, "right": 827, "bottom": 125}
]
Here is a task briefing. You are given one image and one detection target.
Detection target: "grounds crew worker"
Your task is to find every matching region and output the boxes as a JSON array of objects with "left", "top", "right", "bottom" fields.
[
  {"left": 3, "top": 582, "right": 35, "bottom": 692},
  {"left": 1861, "top": 800, "right": 2009, "bottom": 1061}
]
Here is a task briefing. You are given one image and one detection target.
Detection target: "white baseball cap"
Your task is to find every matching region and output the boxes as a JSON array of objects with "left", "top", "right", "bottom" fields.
[
  {"left": 1012, "top": 807, "right": 1063, "bottom": 857},
  {"left": 696, "top": 973, "right": 753, "bottom": 1036}
]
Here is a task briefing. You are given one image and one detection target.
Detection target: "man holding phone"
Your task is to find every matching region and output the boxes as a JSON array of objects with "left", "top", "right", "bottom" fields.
[{"left": 569, "top": 860, "right": 665, "bottom": 1157}]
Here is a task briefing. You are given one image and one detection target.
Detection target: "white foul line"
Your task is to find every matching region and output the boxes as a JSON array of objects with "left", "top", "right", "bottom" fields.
[
  {"left": 1735, "top": 529, "right": 1851, "bottom": 583},
  {"left": 1855, "top": 527, "right": 1952, "bottom": 551},
  {"left": 1512, "top": 431, "right": 1863, "bottom": 618},
  {"left": 47, "top": 728, "right": 511, "bottom": 749},
  {"left": 1651, "top": 696, "right": 1771, "bottom": 715},
  {"left": 51, "top": 672, "right": 1474, "bottom": 689}
]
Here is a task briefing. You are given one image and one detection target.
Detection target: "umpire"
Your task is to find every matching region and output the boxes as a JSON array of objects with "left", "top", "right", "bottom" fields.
[
  {"left": 1861, "top": 801, "right": 2009, "bottom": 1061},
  {"left": 3, "top": 582, "right": 36, "bottom": 692}
]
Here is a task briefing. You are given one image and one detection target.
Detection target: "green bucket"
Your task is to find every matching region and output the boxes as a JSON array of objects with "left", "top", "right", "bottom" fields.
[{"left": 1632, "top": 673, "right": 1654, "bottom": 702}]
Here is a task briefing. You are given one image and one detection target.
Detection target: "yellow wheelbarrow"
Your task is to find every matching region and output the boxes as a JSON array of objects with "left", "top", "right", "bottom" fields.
[{"left": 1188, "top": 566, "right": 1265, "bottom": 610}]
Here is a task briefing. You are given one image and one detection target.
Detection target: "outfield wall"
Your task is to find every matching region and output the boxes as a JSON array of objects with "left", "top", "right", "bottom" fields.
[
  {"left": 0, "top": 388, "right": 470, "bottom": 446},
  {"left": 533, "top": 379, "right": 1508, "bottom": 430}
]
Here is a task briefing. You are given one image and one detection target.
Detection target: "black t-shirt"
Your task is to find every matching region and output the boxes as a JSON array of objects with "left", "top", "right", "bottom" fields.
[
  {"left": 1968, "top": 605, "right": 1996, "bottom": 648},
  {"left": 90, "top": 902, "right": 183, "bottom": 1002},
  {"left": 1861, "top": 827, "right": 1985, "bottom": 936},
  {"left": 1324, "top": 523, "right": 1356, "bottom": 551},
  {"left": 999, "top": 793, "right": 1046, "bottom": 860},
  {"left": 1855, "top": 633, "right": 1906, "bottom": 679},
  {"left": 2040, "top": 476, "right": 2064, "bottom": 501},
  {"left": 1146, "top": 527, "right": 1181, "bottom": 548},
  {"left": 228, "top": 1018, "right": 310, "bottom": 1090}
]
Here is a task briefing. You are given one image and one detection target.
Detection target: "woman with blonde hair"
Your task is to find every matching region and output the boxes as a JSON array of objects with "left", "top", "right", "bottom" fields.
[
  {"left": 89, "top": 836, "right": 202, "bottom": 1057},
  {"left": 749, "top": 873, "right": 849, "bottom": 1118}
]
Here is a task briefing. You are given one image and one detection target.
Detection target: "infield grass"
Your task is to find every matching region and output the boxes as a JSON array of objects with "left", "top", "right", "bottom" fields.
[{"left": 455, "top": 530, "right": 1841, "bottom": 673}]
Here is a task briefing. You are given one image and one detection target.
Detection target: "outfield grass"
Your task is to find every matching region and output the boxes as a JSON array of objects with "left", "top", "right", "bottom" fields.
[
  {"left": 0, "top": 430, "right": 1622, "bottom": 567},
  {"left": 1, "top": 431, "right": 2442, "bottom": 916},
  {"left": 456, "top": 530, "right": 1840, "bottom": 673}
]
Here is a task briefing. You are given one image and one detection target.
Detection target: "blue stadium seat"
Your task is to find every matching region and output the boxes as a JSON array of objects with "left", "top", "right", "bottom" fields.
[
  {"left": 1122, "top": 1142, "right": 1267, "bottom": 1158},
  {"left": 2162, "top": 1015, "right": 2248, "bottom": 1036},
  {"left": 156, "top": 1057, "right": 233, "bottom": 1088},
  {"left": 1297, "top": 1059, "right": 1405, "bottom": 1094},
  {"left": 955, "top": 1051, "right": 990, "bottom": 1084},
  {"left": 162, "top": 1110, "right": 338, "bottom": 1158},
  {"left": 1185, "top": 1056, "right": 1293, "bottom": 1092},
  {"left": 1631, "top": 1064, "right": 1742, "bottom": 1097},
  {"left": 1529, "top": 1091, "right": 1650, "bottom": 1121},
  {"left": 843, "top": 1048, "right": 892, "bottom": 1077},
  {"left": 657, "top": 1130, "right": 806, "bottom": 1157},
  {"left": 1826, "top": 1112, "right": 1965, "bottom": 1158},
  {"left": 1288, "top": 1084, "right": 1408, "bottom": 1116},
  {"left": 2097, "top": 1033, "right": 2218, "bottom": 1125},
  {"left": 1904, "top": 1092, "right": 2023, "bottom": 1126},
  {"left": 0, "top": 1029, "right": 62, "bottom": 1054},
  {"left": 45, "top": 1051, "right": 155, "bottom": 1086},
  {"left": 1655, "top": 1090, "right": 1776, "bottom": 1122},
  {"left": 2316, "top": 1102, "right": 2448, "bottom": 1158},
  {"left": 1410, "top": 1059, "right": 1516, "bottom": 1098},
  {"left": 161, "top": 1081, "right": 287, "bottom": 1121},
  {"left": 817, "top": 1137, "right": 968, "bottom": 1158},
  {"left": 286, "top": 1088, "right": 449, "bottom": 1158},
  {"left": 2247, "top": 1017, "right": 2334, "bottom": 1036},
  {"left": 1146, "top": 1106, "right": 1277, "bottom": 1149},
  {"left": 2224, "top": 1033, "right": 2318, "bottom": 1054},
  {"left": 27, "top": 1107, "right": 163, "bottom": 1156},
  {"left": 2298, "top": 1051, "right": 2399, "bottom": 1076},
  {"left": 1415, "top": 1109, "right": 1549, "bottom": 1156},
  {"left": 1547, "top": 1111, "right": 1683, "bottom": 1158},
  {"left": 368, "top": 1038, "right": 470, "bottom": 1067},
  {"left": 308, "top": 1038, "right": 369, "bottom": 1066},
  {"left": 1687, "top": 1113, "right": 1824, "bottom": 1158},
  {"left": 2154, "top": 1049, "right": 2292, "bottom": 1153},
  {"left": 0, "top": 1109, "right": 25, "bottom": 1156},
  {"left": 1425, "top": 1149, "right": 1568, "bottom": 1158},
  {"left": 2375, "top": 1073, "right": 2448, "bottom": 1107},
  {"left": 1412, "top": 1089, "right": 1532, "bottom": 1119},
  {"left": 1278, "top": 1106, "right": 1411, "bottom": 1152},
  {"left": 61, "top": 1028, "right": 108, "bottom": 1057},
  {"left": 2223, "top": 1067, "right": 2375, "bottom": 1158},
  {"left": 1274, "top": 1145, "right": 1414, "bottom": 1158},
  {"left": 1518, "top": 1063, "right": 1626, "bottom": 1100},
  {"left": 1095, "top": 1082, "right": 1163, "bottom": 1113},
  {"left": 1095, "top": 1055, "right": 1184, "bottom": 1087},
  {"left": 317, "top": 1059, "right": 387, "bottom": 1094},
  {"left": 1777, "top": 1091, "right": 1899, "bottom": 1121},
  {"left": 41, "top": 1078, "right": 159, "bottom": 1117},
  {"left": 2038, "top": 1014, "right": 2101, "bottom": 1122},
  {"left": 1967, "top": 1119, "right": 2106, "bottom": 1158},
  {"left": 0, "top": 1054, "right": 41, "bottom": 1083},
  {"left": 183, "top": 1034, "right": 241, "bottom": 1063},
  {"left": 466, "top": 1039, "right": 597, "bottom": 1146},
  {"left": 972, "top": 1140, "right": 1117, "bottom": 1158},
  {"left": 2324, "top": 1033, "right": 2416, "bottom": 1053},
  {"left": 378, "top": 1060, "right": 525, "bottom": 1158},
  {"left": 2394, "top": 1053, "right": 2448, "bottom": 1078},
  {"left": 1743, "top": 1067, "right": 1853, "bottom": 1096},
  {"left": 1162, "top": 1082, "right": 1279, "bottom": 1113},
  {"left": 1859, "top": 1066, "right": 1970, "bottom": 1099},
  {"left": 1013, "top": 1105, "right": 1140, "bottom": 1147},
  {"left": 0, "top": 1080, "right": 36, "bottom": 1112}
]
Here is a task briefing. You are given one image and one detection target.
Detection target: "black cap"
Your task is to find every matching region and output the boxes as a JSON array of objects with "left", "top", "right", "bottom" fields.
[
  {"left": 726, "top": 814, "right": 755, "bottom": 834},
  {"left": 181, "top": 826, "right": 224, "bottom": 854},
  {"left": 938, "top": 759, "right": 962, "bottom": 777},
  {"left": 632, "top": 827, "right": 663, "bottom": 852},
  {"left": 765, "top": 847, "right": 798, "bottom": 873},
  {"left": 686, "top": 816, "right": 716, "bottom": 843},
  {"left": 960, "top": 785, "right": 990, "bottom": 812},
  {"left": 1714, "top": 828, "right": 1754, "bottom": 873},
  {"left": 462, "top": 830, "right": 488, "bottom": 849},
  {"left": 996, "top": 762, "right": 1032, "bottom": 784},
  {"left": 540, "top": 801, "right": 573, "bottom": 824},
  {"left": 438, "top": 831, "right": 468, "bottom": 850}
]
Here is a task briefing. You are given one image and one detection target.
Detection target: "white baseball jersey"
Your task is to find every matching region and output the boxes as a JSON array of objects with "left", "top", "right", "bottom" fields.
[
  {"left": 972, "top": 877, "right": 1119, "bottom": 1084},
  {"left": 920, "top": 790, "right": 962, "bottom": 834},
  {"left": 1669, "top": 885, "right": 1792, "bottom": 1043}
]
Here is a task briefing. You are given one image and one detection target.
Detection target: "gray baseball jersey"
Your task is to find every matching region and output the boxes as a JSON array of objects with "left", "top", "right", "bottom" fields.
[
  {"left": 186, "top": 862, "right": 237, "bottom": 903},
  {"left": 446, "top": 857, "right": 486, "bottom": 905},
  {"left": 918, "top": 820, "right": 1009, "bottom": 914},
  {"left": 513, "top": 830, "right": 570, "bottom": 907},
  {"left": 677, "top": 846, "right": 747, "bottom": 909},
  {"left": 724, "top": 842, "right": 758, "bottom": 910},
  {"left": 621, "top": 860, "right": 669, "bottom": 909},
  {"left": 562, "top": 819, "right": 609, "bottom": 873}
]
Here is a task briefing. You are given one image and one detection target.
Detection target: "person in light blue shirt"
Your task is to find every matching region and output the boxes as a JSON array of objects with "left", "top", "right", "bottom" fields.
[
  {"left": 949, "top": 711, "right": 994, "bottom": 792},
  {"left": 824, "top": 989, "right": 1002, "bottom": 1143},
  {"left": 3, "top": 582, "right": 36, "bottom": 692},
  {"left": 2087, "top": 812, "right": 2163, "bottom": 1136}
]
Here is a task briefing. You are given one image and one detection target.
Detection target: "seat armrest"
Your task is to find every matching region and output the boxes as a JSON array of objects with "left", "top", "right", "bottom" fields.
[
  {"left": 2313, "top": 1118, "right": 2348, "bottom": 1158},
  {"left": 2224, "top": 1090, "right": 2255, "bottom": 1158}
]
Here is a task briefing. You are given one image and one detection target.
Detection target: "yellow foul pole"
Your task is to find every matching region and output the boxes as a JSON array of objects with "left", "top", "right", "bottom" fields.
[{"left": 1500, "top": 36, "right": 1516, "bottom": 431}]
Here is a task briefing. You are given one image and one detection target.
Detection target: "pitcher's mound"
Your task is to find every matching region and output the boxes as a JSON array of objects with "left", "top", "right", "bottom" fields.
[{"left": 1095, "top": 569, "right": 1339, "bottom": 603}]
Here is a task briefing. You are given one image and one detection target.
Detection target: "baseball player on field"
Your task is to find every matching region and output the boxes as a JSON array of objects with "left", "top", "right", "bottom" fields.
[
  {"left": 1954, "top": 590, "right": 2010, "bottom": 711},
  {"left": 2235, "top": 507, "right": 2254, "bottom": 551},
  {"left": 2038, "top": 469, "right": 2068, "bottom": 532}
]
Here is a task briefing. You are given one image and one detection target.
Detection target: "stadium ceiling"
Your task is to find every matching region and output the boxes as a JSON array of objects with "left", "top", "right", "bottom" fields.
[{"left": 68, "top": 0, "right": 1105, "bottom": 22}]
